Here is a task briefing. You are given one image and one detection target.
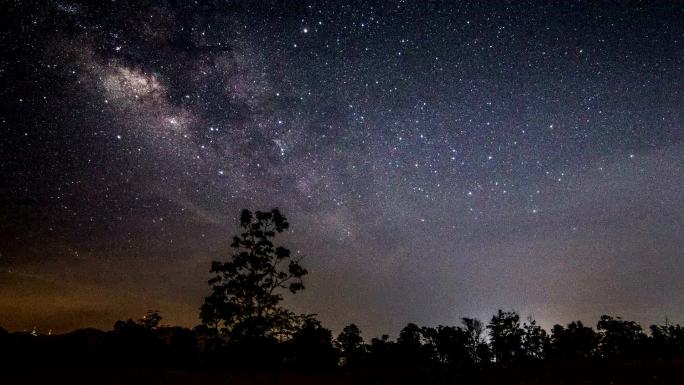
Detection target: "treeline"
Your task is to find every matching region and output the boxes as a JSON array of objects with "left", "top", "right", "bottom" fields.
[
  {"left": 4, "top": 210, "right": 682, "bottom": 384},
  {"left": 1, "top": 309, "right": 684, "bottom": 372}
]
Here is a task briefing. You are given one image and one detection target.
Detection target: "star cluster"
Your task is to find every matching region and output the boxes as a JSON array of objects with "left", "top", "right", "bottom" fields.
[{"left": 1, "top": 1, "right": 683, "bottom": 335}]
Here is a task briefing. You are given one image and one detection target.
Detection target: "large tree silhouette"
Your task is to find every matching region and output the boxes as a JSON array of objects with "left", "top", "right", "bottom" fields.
[
  {"left": 336, "top": 324, "right": 367, "bottom": 367},
  {"left": 550, "top": 321, "right": 598, "bottom": 362},
  {"left": 596, "top": 315, "right": 647, "bottom": 359},
  {"left": 200, "top": 209, "right": 308, "bottom": 340},
  {"left": 488, "top": 310, "right": 524, "bottom": 365}
]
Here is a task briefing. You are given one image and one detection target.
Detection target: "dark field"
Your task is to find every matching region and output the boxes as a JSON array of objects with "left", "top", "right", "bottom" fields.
[{"left": 3, "top": 363, "right": 684, "bottom": 385}]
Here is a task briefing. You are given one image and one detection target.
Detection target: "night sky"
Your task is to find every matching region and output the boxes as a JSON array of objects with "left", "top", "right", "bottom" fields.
[{"left": 1, "top": 1, "right": 683, "bottom": 336}]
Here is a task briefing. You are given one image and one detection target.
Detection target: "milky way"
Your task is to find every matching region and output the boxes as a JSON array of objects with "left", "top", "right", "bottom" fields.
[{"left": 1, "top": 1, "right": 683, "bottom": 336}]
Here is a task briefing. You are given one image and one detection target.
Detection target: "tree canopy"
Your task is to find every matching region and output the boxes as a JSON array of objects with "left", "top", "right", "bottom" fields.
[{"left": 200, "top": 209, "right": 308, "bottom": 340}]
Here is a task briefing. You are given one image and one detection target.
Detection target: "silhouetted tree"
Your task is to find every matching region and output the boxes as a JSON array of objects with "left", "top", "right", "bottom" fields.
[
  {"left": 488, "top": 310, "right": 524, "bottom": 365},
  {"left": 138, "top": 310, "right": 162, "bottom": 330},
  {"left": 597, "top": 315, "right": 647, "bottom": 360},
  {"left": 336, "top": 324, "right": 368, "bottom": 367},
  {"left": 649, "top": 322, "right": 684, "bottom": 359},
  {"left": 368, "top": 334, "right": 397, "bottom": 368},
  {"left": 550, "top": 321, "right": 598, "bottom": 362},
  {"left": 462, "top": 317, "right": 490, "bottom": 364},
  {"left": 286, "top": 317, "right": 338, "bottom": 370},
  {"left": 522, "top": 317, "right": 549, "bottom": 361},
  {"left": 397, "top": 323, "right": 431, "bottom": 366},
  {"left": 104, "top": 317, "right": 165, "bottom": 366},
  {"left": 201, "top": 209, "right": 307, "bottom": 340},
  {"left": 421, "top": 325, "right": 470, "bottom": 367},
  {"left": 397, "top": 323, "right": 422, "bottom": 351}
]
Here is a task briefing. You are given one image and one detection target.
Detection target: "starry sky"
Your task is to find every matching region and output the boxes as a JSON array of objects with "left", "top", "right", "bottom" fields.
[{"left": 1, "top": 1, "right": 683, "bottom": 336}]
